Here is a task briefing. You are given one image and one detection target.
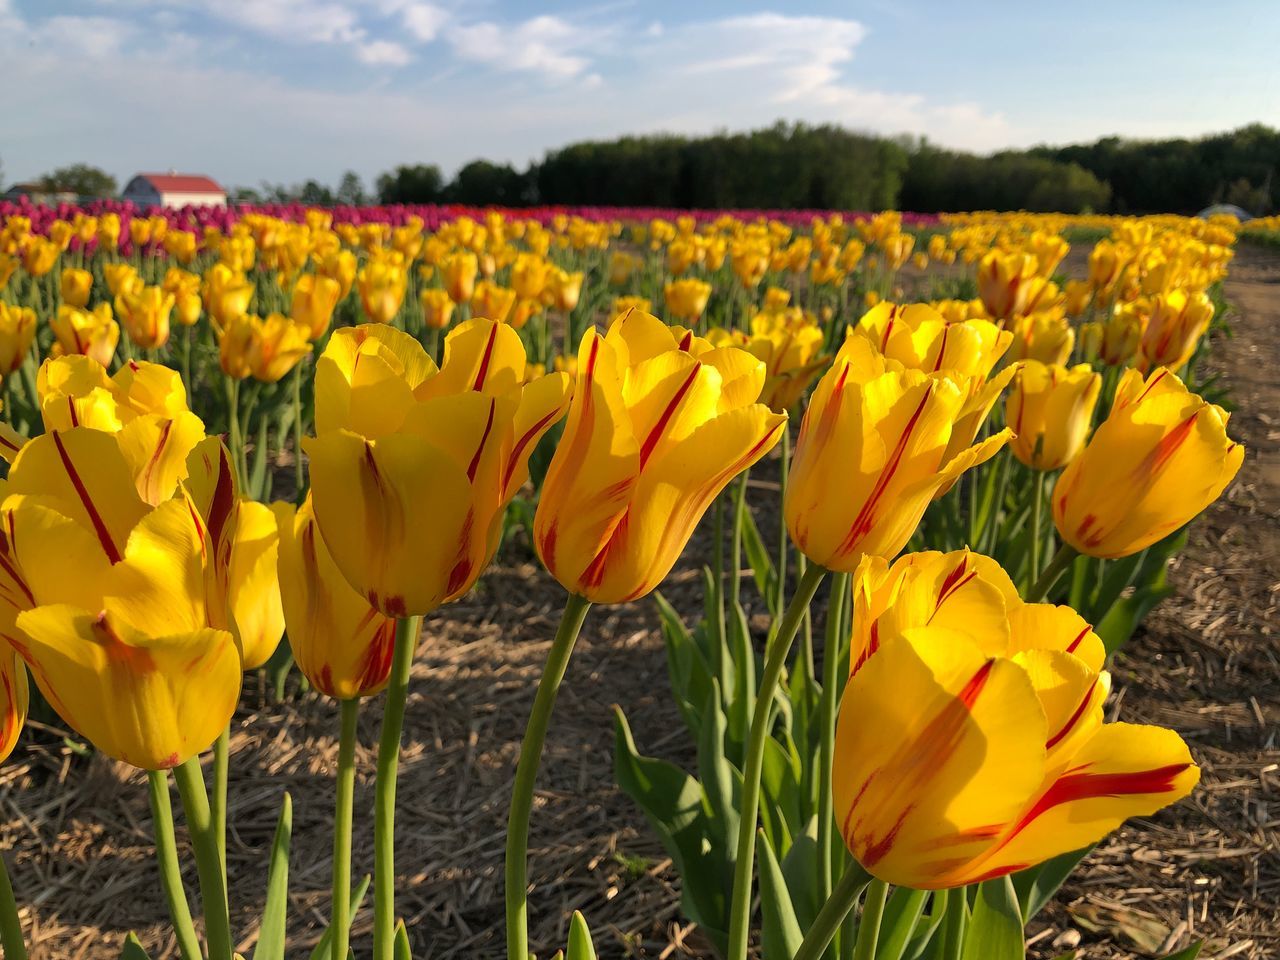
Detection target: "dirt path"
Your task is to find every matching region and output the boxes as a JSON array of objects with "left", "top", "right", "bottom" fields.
[{"left": 2, "top": 246, "right": 1277, "bottom": 960}]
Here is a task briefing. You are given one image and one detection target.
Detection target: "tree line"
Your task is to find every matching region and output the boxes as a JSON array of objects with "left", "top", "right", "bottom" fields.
[
  {"left": 364, "top": 122, "right": 1280, "bottom": 215},
  {"left": 8, "top": 122, "right": 1278, "bottom": 215}
]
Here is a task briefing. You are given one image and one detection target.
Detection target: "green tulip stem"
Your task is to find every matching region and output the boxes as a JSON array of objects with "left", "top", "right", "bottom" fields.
[
  {"left": 505, "top": 592, "right": 593, "bottom": 960},
  {"left": 725, "top": 561, "right": 828, "bottom": 960},
  {"left": 372, "top": 614, "right": 422, "bottom": 960},
  {"left": 851, "top": 877, "right": 889, "bottom": 960},
  {"left": 777, "top": 423, "right": 791, "bottom": 615},
  {"left": 940, "top": 886, "right": 968, "bottom": 960},
  {"left": 1026, "top": 541, "right": 1078, "bottom": 603},
  {"left": 817, "top": 572, "right": 850, "bottom": 902},
  {"left": 146, "top": 770, "right": 202, "bottom": 960},
  {"left": 791, "top": 861, "right": 872, "bottom": 960},
  {"left": 224, "top": 377, "right": 244, "bottom": 486},
  {"left": 0, "top": 846, "right": 27, "bottom": 960},
  {"left": 332, "top": 698, "right": 361, "bottom": 960},
  {"left": 212, "top": 726, "right": 229, "bottom": 880},
  {"left": 1028, "top": 468, "right": 1046, "bottom": 590},
  {"left": 174, "top": 757, "right": 234, "bottom": 960}
]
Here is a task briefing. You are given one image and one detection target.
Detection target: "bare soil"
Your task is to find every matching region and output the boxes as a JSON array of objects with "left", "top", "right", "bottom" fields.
[{"left": 2, "top": 246, "right": 1276, "bottom": 960}]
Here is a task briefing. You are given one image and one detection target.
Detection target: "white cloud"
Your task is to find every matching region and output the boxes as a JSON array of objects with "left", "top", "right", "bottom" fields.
[
  {"left": 205, "top": 0, "right": 363, "bottom": 44},
  {"left": 29, "top": 15, "right": 136, "bottom": 58},
  {"left": 381, "top": 0, "right": 448, "bottom": 42},
  {"left": 356, "top": 39, "right": 411, "bottom": 66},
  {"left": 447, "top": 14, "right": 601, "bottom": 80}
]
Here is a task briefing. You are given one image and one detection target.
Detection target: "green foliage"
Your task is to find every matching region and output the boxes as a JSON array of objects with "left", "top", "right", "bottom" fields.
[
  {"left": 1036, "top": 123, "right": 1280, "bottom": 214},
  {"left": 900, "top": 146, "right": 1110, "bottom": 214},
  {"left": 251, "top": 792, "right": 293, "bottom": 960},
  {"left": 376, "top": 164, "right": 445, "bottom": 204},
  {"left": 535, "top": 122, "right": 908, "bottom": 210},
  {"left": 961, "top": 878, "right": 1024, "bottom": 960},
  {"left": 444, "top": 160, "right": 531, "bottom": 205},
  {"left": 118, "top": 932, "right": 151, "bottom": 960},
  {"left": 37, "top": 162, "right": 117, "bottom": 197}
]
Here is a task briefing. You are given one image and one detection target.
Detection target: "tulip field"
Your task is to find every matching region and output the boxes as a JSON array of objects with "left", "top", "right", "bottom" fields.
[{"left": 0, "top": 198, "right": 1273, "bottom": 960}]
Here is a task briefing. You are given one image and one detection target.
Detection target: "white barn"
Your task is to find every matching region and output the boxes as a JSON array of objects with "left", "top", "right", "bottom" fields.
[{"left": 122, "top": 172, "right": 227, "bottom": 209}]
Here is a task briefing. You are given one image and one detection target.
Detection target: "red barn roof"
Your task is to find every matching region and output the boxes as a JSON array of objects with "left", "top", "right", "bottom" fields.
[{"left": 135, "top": 173, "right": 224, "bottom": 193}]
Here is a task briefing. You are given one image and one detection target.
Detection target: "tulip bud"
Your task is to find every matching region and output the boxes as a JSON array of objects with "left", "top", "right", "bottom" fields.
[
  {"left": 272, "top": 497, "right": 397, "bottom": 699},
  {"left": 835, "top": 549, "right": 1197, "bottom": 889},
  {"left": 60, "top": 267, "right": 93, "bottom": 308},
  {"left": 1052, "top": 367, "right": 1243, "bottom": 558},
  {"left": 1006, "top": 361, "right": 1101, "bottom": 471},
  {"left": 534, "top": 310, "right": 784, "bottom": 603}
]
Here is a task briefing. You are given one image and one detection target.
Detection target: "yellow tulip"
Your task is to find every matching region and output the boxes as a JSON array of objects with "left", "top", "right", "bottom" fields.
[
  {"left": 976, "top": 250, "right": 1039, "bottom": 321},
  {"left": 306, "top": 320, "right": 571, "bottom": 616},
  {"left": 1099, "top": 303, "right": 1145, "bottom": 366},
  {"left": 164, "top": 230, "right": 198, "bottom": 264},
  {"left": 534, "top": 310, "right": 784, "bottom": 603},
  {"left": 851, "top": 302, "right": 1016, "bottom": 491},
  {"left": 104, "top": 262, "right": 139, "bottom": 298},
  {"left": 48, "top": 221, "right": 74, "bottom": 252},
  {"left": 0, "top": 638, "right": 26, "bottom": 764},
  {"left": 218, "top": 313, "right": 312, "bottom": 383},
  {"left": 785, "top": 336, "right": 1011, "bottom": 572},
  {"left": 1063, "top": 278, "right": 1093, "bottom": 315},
  {"left": 0, "top": 303, "right": 37, "bottom": 377},
  {"left": 548, "top": 268, "right": 584, "bottom": 312},
  {"left": 21, "top": 237, "right": 59, "bottom": 277},
  {"left": 285, "top": 273, "right": 338, "bottom": 340},
  {"left": 119, "top": 285, "right": 175, "bottom": 350},
  {"left": 3, "top": 428, "right": 240, "bottom": 769},
  {"left": 33, "top": 356, "right": 205, "bottom": 503},
  {"left": 442, "top": 251, "right": 479, "bottom": 304},
  {"left": 203, "top": 264, "right": 255, "bottom": 332},
  {"left": 0, "top": 254, "right": 16, "bottom": 291},
  {"left": 60, "top": 267, "right": 93, "bottom": 308},
  {"left": 0, "top": 504, "right": 30, "bottom": 764},
  {"left": 272, "top": 497, "right": 397, "bottom": 699},
  {"left": 1006, "top": 362, "right": 1101, "bottom": 470},
  {"left": 1137, "top": 289, "right": 1213, "bottom": 372},
  {"left": 743, "top": 313, "right": 827, "bottom": 413},
  {"left": 182, "top": 437, "right": 284, "bottom": 669},
  {"left": 663, "top": 278, "right": 712, "bottom": 323},
  {"left": 129, "top": 218, "right": 152, "bottom": 249},
  {"left": 1053, "top": 367, "right": 1244, "bottom": 558},
  {"left": 509, "top": 297, "right": 541, "bottom": 330},
  {"left": 608, "top": 251, "right": 640, "bottom": 286},
  {"left": 50, "top": 304, "right": 120, "bottom": 368},
  {"left": 98, "top": 214, "right": 122, "bottom": 251},
  {"left": 836, "top": 550, "right": 1196, "bottom": 889},
  {"left": 612, "top": 296, "right": 652, "bottom": 320},
  {"left": 879, "top": 232, "right": 915, "bottom": 271},
  {"left": 511, "top": 253, "right": 550, "bottom": 301},
  {"left": 358, "top": 257, "right": 407, "bottom": 325},
  {"left": 471, "top": 280, "right": 516, "bottom": 324},
  {"left": 1007, "top": 309, "right": 1075, "bottom": 365},
  {"left": 318, "top": 249, "right": 358, "bottom": 300},
  {"left": 419, "top": 288, "right": 455, "bottom": 330}
]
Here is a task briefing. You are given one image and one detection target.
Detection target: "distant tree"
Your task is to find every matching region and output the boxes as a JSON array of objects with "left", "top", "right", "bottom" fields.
[
  {"left": 229, "top": 185, "right": 264, "bottom": 204},
  {"left": 336, "top": 170, "right": 367, "bottom": 206},
  {"left": 375, "top": 164, "right": 444, "bottom": 204},
  {"left": 298, "top": 179, "right": 334, "bottom": 205},
  {"left": 39, "top": 163, "right": 117, "bottom": 197},
  {"left": 1223, "top": 178, "right": 1271, "bottom": 215},
  {"left": 444, "top": 160, "right": 530, "bottom": 205}
]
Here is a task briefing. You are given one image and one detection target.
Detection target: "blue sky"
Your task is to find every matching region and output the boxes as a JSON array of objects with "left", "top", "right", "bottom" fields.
[{"left": 3, "top": 0, "right": 1277, "bottom": 191}]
